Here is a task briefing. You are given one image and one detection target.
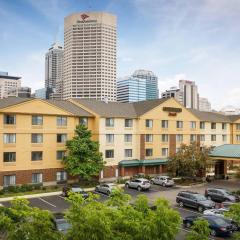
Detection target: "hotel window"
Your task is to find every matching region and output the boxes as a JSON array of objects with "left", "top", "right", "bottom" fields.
[
  {"left": 57, "top": 151, "right": 66, "bottom": 160},
  {"left": 200, "top": 135, "right": 205, "bottom": 142},
  {"left": 4, "top": 114, "right": 16, "bottom": 125},
  {"left": 145, "top": 134, "right": 153, "bottom": 142},
  {"left": 161, "top": 134, "right": 169, "bottom": 142},
  {"left": 236, "top": 124, "right": 240, "bottom": 130},
  {"left": 124, "top": 134, "right": 132, "bottom": 143},
  {"left": 145, "top": 119, "right": 153, "bottom": 128},
  {"left": 125, "top": 149, "right": 132, "bottom": 158},
  {"left": 161, "top": 120, "right": 168, "bottom": 128},
  {"left": 211, "top": 135, "right": 216, "bottom": 142},
  {"left": 31, "top": 134, "right": 43, "bottom": 143},
  {"left": 176, "top": 121, "right": 183, "bottom": 129},
  {"left": 32, "top": 115, "right": 43, "bottom": 125},
  {"left": 222, "top": 135, "right": 227, "bottom": 142},
  {"left": 56, "top": 171, "right": 67, "bottom": 182},
  {"left": 31, "top": 151, "right": 43, "bottom": 161},
  {"left": 57, "top": 116, "right": 67, "bottom": 126},
  {"left": 190, "top": 121, "right": 196, "bottom": 129},
  {"left": 162, "top": 148, "right": 168, "bottom": 157},
  {"left": 3, "top": 133, "right": 16, "bottom": 144},
  {"left": 200, "top": 121, "right": 205, "bottom": 129},
  {"left": 190, "top": 134, "right": 196, "bottom": 142},
  {"left": 145, "top": 148, "right": 153, "bottom": 157},
  {"left": 106, "top": 134, "right": 114, "bottom": 143},
  {"left": 57, "top": 134, "right": 67, "bottom": 143},
  {"left": 79, "top": 117, "right": 88, "bottom": 126},
  {"left": 3, "top": 175, "right": 16, "bottom": 186},
  {"left": 106, "top": 118, "right": 114, "bottom": 127},
  {"left": 32, "top": 173, "right": 42, "bottom": 184},
  {"left": 236, "top": 135, "right": 240, "bottom": 142},
  {"left": 3, "top": 152, "right": 16, "bottom": 162},
  {"left": 176, "top": 134, "right": 183, "bottom": 142},
  {"left": 222, "top": 123, "right": 227, "bottom": 130},
  {"left": 125, "top": 119, "right": 133, "bottom": 128},
  {"left": 105, "top": 150, "right": 114, "bottom": 158},
  {"left": 211, "top": 123, "right": 216, "bottom": 129}
]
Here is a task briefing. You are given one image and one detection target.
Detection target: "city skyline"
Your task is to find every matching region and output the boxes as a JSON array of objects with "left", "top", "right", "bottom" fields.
[{"left": 1, "top": 0, "right": 240, "bottom": 109}]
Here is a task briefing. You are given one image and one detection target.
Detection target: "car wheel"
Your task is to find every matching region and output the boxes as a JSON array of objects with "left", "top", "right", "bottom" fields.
[
  {"left": 137, "top": 186, "right": 142, "bottom": 191},
  {"left": 185, "top": 222, "right": 191, "bottom": 228},
  {"left": 125, "top": 183, "right": 129, "bottom": 188},
  {"left": 179, "top": 201, "right": 184, "bottom": 208},
  {"left": 150, "top": 180, "right": 154, "bottom": 184},
  {"left": 198, "top": 206, "right": 204, "bottom": 213},
  {"left": 210, "top": 229, "right": 216, "bottom": 236},
  {"left": 95, "top": 187, "right": 99, "bottom": 192},
  {"left": 162, "top": 183, "right": 166, "bottom": 187},
  {"left": 107, "top": 190, "right": 111, "bottom": 195}
]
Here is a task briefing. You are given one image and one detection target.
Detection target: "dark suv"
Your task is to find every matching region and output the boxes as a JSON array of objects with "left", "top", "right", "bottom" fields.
[
  {"left": 176, "top": 191, "right": 215, "bottom": 212},
  {"left": 205, "top": 188, "right": 239, "bottom": 203}
]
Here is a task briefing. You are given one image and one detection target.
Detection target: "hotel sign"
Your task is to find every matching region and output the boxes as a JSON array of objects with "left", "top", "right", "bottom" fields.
[{"left": 163, "top": 107, "right": 182, "bottom": 113}]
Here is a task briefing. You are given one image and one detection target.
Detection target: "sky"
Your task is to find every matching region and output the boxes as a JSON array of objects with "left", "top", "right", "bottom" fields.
[{"left": 0, "top": 0, "right": 240, "bottom": 109}]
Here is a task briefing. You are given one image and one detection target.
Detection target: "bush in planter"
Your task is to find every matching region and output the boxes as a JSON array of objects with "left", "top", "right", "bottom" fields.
[
  {"left": 20, "top": 184, "right": 34, "bottom": 192},
  {"left": 5, "top": 185, "right": 21, "bottom": 193}
]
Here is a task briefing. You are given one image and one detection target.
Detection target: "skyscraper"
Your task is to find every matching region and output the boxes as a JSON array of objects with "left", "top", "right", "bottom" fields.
[
  {"left": 45, "top": 43, "right": 63, "bottom": 99},
  {"left": 161, "top": 87, "right": 183, "bottom": 103},
  {"left": 63, "top": 12, "right": 117, "bottom": 101},
  {"left": 117, "top": 77, "right": 146, "bottom": 102},
  {"left": 179, "top": 80, "right": 199, "bottom": 109},
  {"left": 199, "top": 97, "right": 211, "bottom": 112},
  {"left": 132, "top": 70, "right": 159, "bottom": 100}
]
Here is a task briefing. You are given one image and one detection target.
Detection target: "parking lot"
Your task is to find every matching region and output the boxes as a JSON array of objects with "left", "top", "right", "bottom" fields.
[{"left": 1, "top": 179, "right": 239, "bottom": 240}]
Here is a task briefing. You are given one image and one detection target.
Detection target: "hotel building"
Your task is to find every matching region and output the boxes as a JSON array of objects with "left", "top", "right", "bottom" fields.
[
  {"left": 63, "top": 12, "right": 117, "bottom": 101},
  {"left": 0, "top": 97, "right": 240, "bottom": 187}
]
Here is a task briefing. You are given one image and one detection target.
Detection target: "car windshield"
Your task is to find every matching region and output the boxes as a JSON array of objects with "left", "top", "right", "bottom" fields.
[
  {"left": 195, "top": 195, "right": 207, "bottom": 201},
  {"left": 56, "top": 220, "right": 71, "bottom": 231},
  {"left": 211, "top": 218, "right": 228, "bottom": 226}
]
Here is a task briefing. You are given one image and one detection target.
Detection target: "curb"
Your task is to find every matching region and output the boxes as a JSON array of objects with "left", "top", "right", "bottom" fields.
[{"left": 0, "top": 184, "right": 125, "bottom": 203}]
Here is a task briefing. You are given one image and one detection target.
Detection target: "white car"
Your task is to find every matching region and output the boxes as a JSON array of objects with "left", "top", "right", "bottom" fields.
[
  {"left": 203, "top": 208, "right": 228, "bottom": 218},
  {"left": 151, "top": 176, "right": 174, "bottom": 187},
  {"left": 95, "top": 183, "right": 117, "bottom": 195},
  {"left": 125, "top": 178, "right": 151, "bottom": 191}
]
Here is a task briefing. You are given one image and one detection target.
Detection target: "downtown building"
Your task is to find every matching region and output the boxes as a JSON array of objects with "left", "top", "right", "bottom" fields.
[
  {"left": 45, "top": 43, "right": 63, "bottom": 99},
  {"left": 199, "top": 97, "right": 211, "bottom": 112},
  {"left": 0, "top": 72, "right": 21, "bottom": 99},
  {"left": 117, "top": 70, "right": 159, "bottom": 103},
  {"left": 1, "top": 97, "right": 240, "bottom": 187},
  {"left": 63, "top": 12, "right": 117, "bottom": 101}
]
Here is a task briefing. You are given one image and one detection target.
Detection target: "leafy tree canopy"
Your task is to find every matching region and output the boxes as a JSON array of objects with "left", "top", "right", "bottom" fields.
[
  {"left": 186, "top": 218, "right": 210, "bottom": 240},
  {"left": 63, "top": 124, "right": 105, "bottom": 180}
]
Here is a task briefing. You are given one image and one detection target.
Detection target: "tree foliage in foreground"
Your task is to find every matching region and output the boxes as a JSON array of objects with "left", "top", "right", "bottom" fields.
[
  {"left": 186, "top": 218, "right": 210, "bottom": 240},
  {"left": 167, "top": 142, "right": 212, "bottom": 177},
  {"left": 65, "top": 188, "right": 181, "bottom": 240},
  {"left": 63, "top": 124, "right": 105, "bottom": 180},
  {"left": 0, "top": 198, "right": 61, "bottom": 240}
]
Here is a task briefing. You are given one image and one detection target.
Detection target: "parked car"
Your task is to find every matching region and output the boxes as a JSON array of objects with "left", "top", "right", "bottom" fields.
[
  {"left": 205, "top": 188, "right": 239, "bottom": 202},
  {"left": 183, "top": 215, "right": 234, "bottom": 237},
  {"left": 62, "top": 185, "right": 89, "bottom": 198},
  {"left": 95, "top": 183, "right": 117, "bottom": 195},
  {"left": 176, "top": 191, "right": 215, "bottom": 212},
  {"left": 53, "top": 213, "right": 71, "bottom": 234},
  {"left": 125, "top": 178, "right": 151, "bottom": 191},
  {"left": 150, "top": 176, "right": 174, "bottom": 187},
  {"left": 203, "top": 208, "right": 239, "bottom": 231}
]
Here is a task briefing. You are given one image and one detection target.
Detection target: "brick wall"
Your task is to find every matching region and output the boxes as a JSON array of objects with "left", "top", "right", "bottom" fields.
[
  {"left": 169, "top": 134, "right": 176, "bottom": 155},
  {"left": 140, "top": 134, "right": 145, "bottom": 160}
]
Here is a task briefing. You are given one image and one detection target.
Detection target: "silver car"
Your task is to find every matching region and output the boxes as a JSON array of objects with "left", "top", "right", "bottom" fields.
[
  {"left": 151, "top": 176, "right": 174, "bottom": 187},
  {"left": 95, "top": 183, "right": 117, "bottom": 195},
  {"left": 125, "top": 178, "right": 151, "bottom": 191}
]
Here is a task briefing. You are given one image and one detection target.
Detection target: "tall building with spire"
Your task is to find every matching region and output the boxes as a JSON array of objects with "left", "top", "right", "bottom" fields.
[
  {"left": 45, "top": 43, "right": 63, "bottom": 99},
  {"left": 63, "top": 12, "right": 117, "bottom": 101}
]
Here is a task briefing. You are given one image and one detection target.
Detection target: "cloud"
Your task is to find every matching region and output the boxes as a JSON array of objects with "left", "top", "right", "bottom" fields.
[{"left": 159, "top": 73, "right": 186, "bottom": 92}]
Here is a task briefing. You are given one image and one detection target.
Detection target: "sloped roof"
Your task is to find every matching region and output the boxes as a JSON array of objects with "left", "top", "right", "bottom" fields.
[
  {"left": 0, "top": 97, "right": 33, "bottom": 109},
  {"left": 71, "top": 98, "right": 168, "bottom": 117},
  {"left": 45, "top": 100, "right": 93, "bottom": 117},
  {"left": 210, "top": 144, "right": 240, "bottom": 158},
  {"left": 188, "top": 109, "right": 230, "bottom": 122},
  {"left": 228, "top": 115, "right": 240, "bottom": 122}
]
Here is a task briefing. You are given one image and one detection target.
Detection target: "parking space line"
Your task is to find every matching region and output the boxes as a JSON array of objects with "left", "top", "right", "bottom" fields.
[
  {"left": 58, "top": 195, "right": 65, "bottom": 200},
  {"left": 39, "top": 197, "right": 57, "bottom": 208},
  {"left": 173, "top": 206, "right": 203, "bottom": 215}
]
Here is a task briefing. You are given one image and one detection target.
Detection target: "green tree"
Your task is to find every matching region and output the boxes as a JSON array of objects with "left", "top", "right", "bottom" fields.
[
  {"left": 63, "top": 124, "right": 105, "bottom": 180},
  {"left": 65, "top": 189, "right": 181, "bottom": 240},
  {"left": 167, "top": 142, "right": 211, "bottom": 178},
  {"left": 0, "top": 198, "right": 61, "bottom": 240},
  {"left": 186, "top": 218, "right": 210, "bottom": 240}
]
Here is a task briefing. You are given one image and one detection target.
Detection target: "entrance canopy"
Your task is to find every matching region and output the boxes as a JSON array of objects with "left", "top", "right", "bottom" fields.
[
  {"left": 210, "top": 144, "right": 240, "bottom": 160},
  {"left": 119, "top": 158, "right": 168, "bottom": 167}
]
